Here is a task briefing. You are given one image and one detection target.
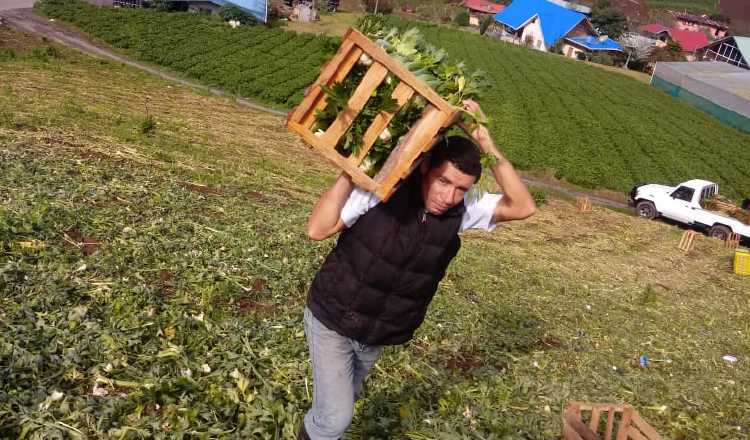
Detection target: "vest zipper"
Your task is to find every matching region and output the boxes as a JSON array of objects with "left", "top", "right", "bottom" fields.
[{"left": 421, "top": 210, "right": 427, "bottom": 224}]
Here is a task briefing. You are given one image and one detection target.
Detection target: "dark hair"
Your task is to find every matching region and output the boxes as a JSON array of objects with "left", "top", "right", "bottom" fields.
[{"left": 429, "top": 136, "right": 482, "bottom": 181}]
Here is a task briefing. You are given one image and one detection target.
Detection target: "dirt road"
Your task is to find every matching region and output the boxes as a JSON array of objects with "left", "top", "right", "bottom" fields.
[
  {"left": 0, "top": 7, "right": 630, "bottom": 210},
  {"left": 0, "top": 8, "right": 288, "bottom": 117}
]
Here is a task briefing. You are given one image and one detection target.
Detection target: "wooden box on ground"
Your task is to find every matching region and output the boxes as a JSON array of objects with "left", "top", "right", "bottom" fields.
[
  {"left": 563, "top": 402, "right": 663, "bottom": 440},
  {"left": 286, "top": 28, "right": 460, "bottom": 201}
]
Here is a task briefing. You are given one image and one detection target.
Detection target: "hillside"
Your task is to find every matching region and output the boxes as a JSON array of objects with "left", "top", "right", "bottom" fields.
[
  {"left": 2, "top": 26, "right": 750, "bottom": 439},
  {"left": 35, "top": 0, "right": 750, "bottom": 201}
]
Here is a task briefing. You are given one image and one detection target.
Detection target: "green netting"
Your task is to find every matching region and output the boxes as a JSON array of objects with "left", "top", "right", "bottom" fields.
[{"left": 652, "top": 76, "right": 750, "bottom": 134}]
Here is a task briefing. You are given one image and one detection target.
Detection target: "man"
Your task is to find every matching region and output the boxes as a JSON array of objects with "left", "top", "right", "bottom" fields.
[{"left": 300, "top": 101, "right": 536, "bottom": 439}]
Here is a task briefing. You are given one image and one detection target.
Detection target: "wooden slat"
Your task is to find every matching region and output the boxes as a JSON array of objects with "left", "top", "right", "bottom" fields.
[
  {"left": 373, "top": 104, "right": 447, "bottom": 200},
  {"left": 288, "top": 39, "right": 357, "bottom": 125},
  {"left": 321, "top": 62, "right": 389, "bottom": 146},
  {"left": 589, "top": 408, "right": 602, "bottom": 433},
  {"left": 629, "top": 412, "right": 662, "bottom": 440},
  {"left": 563, "top": 410, "right": 601, "bottom": 440},
  {"left": 615, "top": 408, "right": 634, "bottom": 440},
  {"left": 287, "top": 121, "right": 377, "bottom": 193},
  {"left": 604, "top": 408, "right": 616, "bottom": 440},
  {"left": 349, "top": 81, "right": 415, "bottom": 166},
  {"left": 300, "top": 45, "right": 364, "bottom": 129},
  {"left": 625, "top": 428, "right": 648, "bottom": 440},
  {"left": 564, "top": 425, "right": 585, "bottom": 440},
  {"left": 345, "top": 28, "right": 457, "bottom": 115},
  {"left": 569, "top": 403, "right": 630, "bottom": 414}
]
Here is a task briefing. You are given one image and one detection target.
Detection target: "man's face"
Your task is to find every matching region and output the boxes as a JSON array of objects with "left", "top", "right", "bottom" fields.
[{"left": 421, "top": 161, "right": 477, "bottom": 215}]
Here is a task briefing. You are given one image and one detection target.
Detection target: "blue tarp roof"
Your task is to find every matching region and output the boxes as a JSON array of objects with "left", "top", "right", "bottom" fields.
[
  {"left": 566, "top": 36, "right": 623, "bottom": 52},
  {"left": 494, "top": 0, "right": 586, "bottom": 47}
]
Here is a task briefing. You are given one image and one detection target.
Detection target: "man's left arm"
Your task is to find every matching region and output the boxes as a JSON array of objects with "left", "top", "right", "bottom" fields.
[{"left": 463, "top": 100, "right": 536, "bottom": 223}]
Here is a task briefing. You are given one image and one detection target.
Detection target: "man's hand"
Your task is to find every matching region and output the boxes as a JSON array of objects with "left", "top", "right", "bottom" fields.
[
  {"left": 460, "top": 100, "right": 496, "bottom": 155},
  {"left": 459, "top": 100, "right": 536, "bottom": 223}
]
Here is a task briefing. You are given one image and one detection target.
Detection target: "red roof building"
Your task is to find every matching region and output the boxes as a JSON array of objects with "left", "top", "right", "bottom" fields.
[
  {"left": 639, "top": 23, "right": 669, "bottom": 35},
  {"left": 668, "top": 28, "right": 710, "bottom": 52},
  {"left": 639, "top": 24, "right": 710, "bottom": 53},
  {"left": 463, "top": 0, "right": 505, "bottom": 27},
  {"left": 672, "top": 11, "right": 729, "bottom": 38}
]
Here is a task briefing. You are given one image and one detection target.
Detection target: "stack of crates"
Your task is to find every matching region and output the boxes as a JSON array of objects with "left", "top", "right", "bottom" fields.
[{"left": 733, "top": 248, "right": 750, "bottom": 275}]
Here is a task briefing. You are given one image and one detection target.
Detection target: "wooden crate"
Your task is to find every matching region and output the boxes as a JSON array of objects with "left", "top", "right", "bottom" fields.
[
  {"left": 725, "top": 232, "right": 741, "bottom": 249},
  {"left": 678, "top": 230, "right": 697, "bottom": 253},
  {"left": 563, "top": 402, "right": 663, "bottom": 440},
  {"left": 576, "top": 196, "right": 592, "bottom": 213},
  {"left": 286, "top": 28, "right": 460, "bottom": 201}
]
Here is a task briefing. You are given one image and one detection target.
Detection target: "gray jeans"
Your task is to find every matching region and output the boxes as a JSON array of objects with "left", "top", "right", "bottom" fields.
[{"left": 303, "top": 307, "right": 383, "bottom": 440}]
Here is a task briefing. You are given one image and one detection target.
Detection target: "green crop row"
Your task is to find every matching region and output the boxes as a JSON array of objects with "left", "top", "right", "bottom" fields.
[
  {"left": 380, "top": 17, "right": 750, "bottom": 199},
  {"left": 37, "top": 1, "right": 750, "bottom": 199},
  {"left": 36, "top": 0, "right": 339, "bottom": 107}
]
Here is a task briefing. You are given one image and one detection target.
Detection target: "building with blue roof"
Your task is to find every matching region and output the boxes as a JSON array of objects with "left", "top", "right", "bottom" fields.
[{"left": 493, "top": 0, "right": 622, "bottom": 58}]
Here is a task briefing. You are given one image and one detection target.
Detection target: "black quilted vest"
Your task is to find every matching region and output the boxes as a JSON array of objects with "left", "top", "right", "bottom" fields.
[{"left": 306, "top": 174, "right": 465, "bottom": 346}]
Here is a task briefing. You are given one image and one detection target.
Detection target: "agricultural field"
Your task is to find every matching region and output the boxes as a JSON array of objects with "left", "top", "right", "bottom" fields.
[
  {"left": 35, "top": 0, "right": 340, "bottom": 108},
  {"left": 379, "top": 17, "right": 750, "bottom": 200},
  {"left": 2, "top": 28, "right": 750, "bottom": 439},
  {"left": 36, "top": 0, "right": 750, "bottom": 201}
]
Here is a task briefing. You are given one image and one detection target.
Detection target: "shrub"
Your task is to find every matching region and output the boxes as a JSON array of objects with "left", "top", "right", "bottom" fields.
[
  {"left": 530, "top": 187, "right": 548, "bottom": 206},
  {"left": 454, "top": 10, "right": 469, "bottom": 26},
  {"left": 479, "top": 14, "right": 493, "bottom": 35},
  {"left": 141, "top": 114, "right": 156, "bottom": 134}
]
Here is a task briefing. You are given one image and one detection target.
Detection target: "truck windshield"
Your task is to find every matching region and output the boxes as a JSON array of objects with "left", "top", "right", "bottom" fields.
[{"left": 671, "top": 186, "right": 694, "bottom": 202}]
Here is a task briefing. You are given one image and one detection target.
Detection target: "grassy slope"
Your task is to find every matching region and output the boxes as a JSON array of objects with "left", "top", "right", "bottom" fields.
[
  {"left": 38, "top": 2, "right": 750, "bottom": 202},
  {"left": 1, "top": 30, "right": 749, "bottom": 438}
]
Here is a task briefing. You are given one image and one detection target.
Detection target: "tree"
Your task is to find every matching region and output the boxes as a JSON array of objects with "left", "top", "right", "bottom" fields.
[
  {"left": 618, "top": 32, "right": 655, "bottom": 70},
  {"left": 479, "top": 14, "right": 494, "bottom": 35},
  {"left": 454, "top": 10, "right": 470, "bottom": 26},
  {"left": 590, "top": 0, "right": 628, "bottom": 39}
]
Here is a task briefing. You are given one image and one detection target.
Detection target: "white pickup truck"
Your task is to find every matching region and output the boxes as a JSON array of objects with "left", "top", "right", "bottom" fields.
[{"left": 630, "top": 179, "right": 750, "bottom": 240}]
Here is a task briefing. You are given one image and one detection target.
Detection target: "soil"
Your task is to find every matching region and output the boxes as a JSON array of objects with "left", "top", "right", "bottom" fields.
[
  {"left": 64, "top": 228, "right": 102, "bottom": 256},
  {"left": 178, "top": 181, "right": 224, "bottom": 196},
  {"left": 236, "top": 298, "right": 277, "bottom": 314},
  {"left": 610, "top": 0, "right": 649, "bottom": 22}
]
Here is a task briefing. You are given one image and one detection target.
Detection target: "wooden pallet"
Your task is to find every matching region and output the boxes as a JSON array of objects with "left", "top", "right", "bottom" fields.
[
  {"left": 563, "top": 402, "right": 663, "bottom": 440},
  {"left": 286, "top": 28, "right": 460, "bottom": 201}
]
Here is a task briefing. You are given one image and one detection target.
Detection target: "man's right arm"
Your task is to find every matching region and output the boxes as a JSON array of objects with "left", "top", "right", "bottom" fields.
[{"left": 306, "top": 173, "right": 354, "bottom": 241}]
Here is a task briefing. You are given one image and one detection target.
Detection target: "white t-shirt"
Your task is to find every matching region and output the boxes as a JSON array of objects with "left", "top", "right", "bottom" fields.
[{"left": 341, "top": 187, "right": 503, "bottom": 232}]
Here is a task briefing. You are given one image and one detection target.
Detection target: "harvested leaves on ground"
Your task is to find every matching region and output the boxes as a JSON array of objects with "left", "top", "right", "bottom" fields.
[{"left": 1, "top": 31, "right": 749, "bottom": 439}]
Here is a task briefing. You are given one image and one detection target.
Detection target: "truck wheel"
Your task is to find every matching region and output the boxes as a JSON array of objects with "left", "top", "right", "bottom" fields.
[
  {"left": 635, "top": 200, "right": 657, "bottom": 219},
  {"left": 709, "top": 224, "right": 731, "bottom": 241}
]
